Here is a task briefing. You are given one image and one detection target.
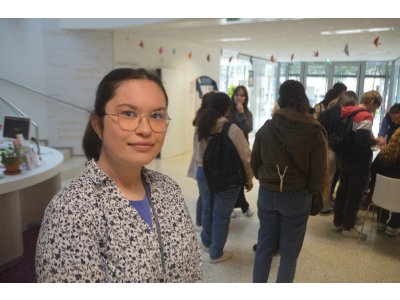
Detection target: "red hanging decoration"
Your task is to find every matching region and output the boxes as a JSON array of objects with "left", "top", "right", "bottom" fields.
[
  {"left": 373, "top": 37, "right": 381, "bottom": 47},
  {"left": 206, "top": 54, "right": 211, "bottom": 62},
  {"left": 188, "top": 51, "right": 193, "bottom": 60},
  {"left": 313, "top": 50, "right": 319, "bottom": 57},
  {"left": 270, "top": 55, "right": 276, "bottom": 63},
  {"left": 139, "top": 41, "right": 144, "bottom": 49},
  {"left": 158, "top": 47, "right": 164, "bottom": 55}
]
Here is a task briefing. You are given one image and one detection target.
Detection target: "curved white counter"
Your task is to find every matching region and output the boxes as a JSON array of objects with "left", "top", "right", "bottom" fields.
[{"left": 0, "top": 146, "right": 64, "bottom": 270}]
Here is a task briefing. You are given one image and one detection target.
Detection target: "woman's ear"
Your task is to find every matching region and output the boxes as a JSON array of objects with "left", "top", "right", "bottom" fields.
[{"left": 91, "top": 115, "right": 103, "bottom": 140}]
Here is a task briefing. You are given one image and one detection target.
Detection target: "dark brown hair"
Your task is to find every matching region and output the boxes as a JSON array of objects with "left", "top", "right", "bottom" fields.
[{"left": 82, "top": 68, "right": 168, "bottom": 160}]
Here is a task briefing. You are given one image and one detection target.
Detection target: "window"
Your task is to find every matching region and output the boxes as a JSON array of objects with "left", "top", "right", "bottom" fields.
[
  {"left": 333, "top": 63, "right": 359, "bottom": 93},
  {"left": 305, "top": 63, "right": 328, "bottom": 108}
]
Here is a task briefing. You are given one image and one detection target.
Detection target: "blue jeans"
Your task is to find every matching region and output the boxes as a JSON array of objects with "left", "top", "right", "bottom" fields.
[
  {"left": 196, "top": 167, "right": 240, "bottom": 259},
  {"left": 253, "top": 187, "right": 311, "bottom": 283}
]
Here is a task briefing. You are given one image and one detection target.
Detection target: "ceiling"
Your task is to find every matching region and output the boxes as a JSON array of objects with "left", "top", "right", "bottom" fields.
[{"left": 110, "top": 18, "right": 400, "bottom": 63}]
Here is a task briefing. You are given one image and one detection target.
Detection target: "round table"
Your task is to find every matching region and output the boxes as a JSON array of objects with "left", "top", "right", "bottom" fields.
[{"left": 0, "top": 146, "right": 63, "bottom": 270}]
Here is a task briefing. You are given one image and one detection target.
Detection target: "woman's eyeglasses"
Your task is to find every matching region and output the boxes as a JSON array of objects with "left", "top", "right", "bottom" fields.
[{"left": 105, "top": 111, "right": 171, "bottom": 133}]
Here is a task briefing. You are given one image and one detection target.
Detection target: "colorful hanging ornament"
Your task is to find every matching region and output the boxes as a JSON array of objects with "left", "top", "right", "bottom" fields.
[
  {"left": 313, "top": 50, "right": 319, "bottom": 57},
  {"left": 290, "top": 54, "right": 295, "bottom": 62},
  {"left": 373, "top": 37, "right": 381, "bottom": 47},
  {"left": 139, "top": 41, "right": 144, "bottom": 49},
  {"left": 270, "top": 55, "right": 276, "bottom": 63},
  {"left": 228, "top": 56, "right": 233, "bottom": 63},
  {"left": 206, "top": 54, "right": 211, "bottom": 62},
  {"left": 158, "top": 47, "right": 164, "bottom": 55},
  {"left": 344, "top": 43, "right": 349, "bottom": 56},
  {"left": 172, "top": 48, "right": 176, "bottom": 55},
  {"left": 188, "top": 51, "right": 193, "bottom": 60}
]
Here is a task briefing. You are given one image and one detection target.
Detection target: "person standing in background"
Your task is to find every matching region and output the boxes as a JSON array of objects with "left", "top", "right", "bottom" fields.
[
  {"left": 313, "top": 82, "right": 347, "bottom": 120},
  {"left": 187, "top": 92, "right": 213, "bottom": 228},
  {"left": 36, "top": 68, "right": 202, "bottom": 282},
  {"left": 228, "top": 86, "right": 255, "bottom": 218},
  {"left": 318, "top": 91, "right": 358, "bottom": 214},
  {"left": 333, "top": 90, "right": 382, "bottom": 240},
  {"left": 195, "top": 92, "right": 253, "bottom": 264},
  {"left": 252, "top": 80, "right": 328, "bottom": 283}
]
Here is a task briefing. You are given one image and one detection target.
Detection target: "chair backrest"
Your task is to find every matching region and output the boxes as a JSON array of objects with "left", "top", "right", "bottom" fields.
[{"left": 372, "top": 174, "right": 400, "bottom": 213}]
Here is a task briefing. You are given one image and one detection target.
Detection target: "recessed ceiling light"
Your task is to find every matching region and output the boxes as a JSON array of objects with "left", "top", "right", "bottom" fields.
[
  {"left": 320, "top": 27, "right": 395, "bottom": 35},
  {"left": 220, "top": 37, "right": 252, "bottom": 42}
]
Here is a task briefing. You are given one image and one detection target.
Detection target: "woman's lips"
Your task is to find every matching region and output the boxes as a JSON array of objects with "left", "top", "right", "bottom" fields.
[{"left": 128, "top": 142, "right": 153, "bottom": 151}]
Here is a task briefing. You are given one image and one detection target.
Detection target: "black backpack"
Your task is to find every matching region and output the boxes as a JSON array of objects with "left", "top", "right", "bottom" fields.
[
  {"left": 320, "top": 108, "right": 365, "bottom": 154},
  {"left": 203, "top": 122, "right": 247, "bottom": 193}
]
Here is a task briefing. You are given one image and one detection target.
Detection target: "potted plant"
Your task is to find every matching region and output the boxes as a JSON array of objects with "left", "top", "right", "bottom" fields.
[{"left": 1, "top": 146, "right": 21, "bottom": 175}]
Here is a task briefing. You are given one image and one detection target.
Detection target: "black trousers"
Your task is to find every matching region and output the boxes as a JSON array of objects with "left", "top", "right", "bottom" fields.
[
  {"left": 234, "top": 185, "right": 249, "bottom": 213},
  {"left": 334, "top": 162, "right": 370, "bottom": 230},
  {"left": 378, "top": 209, "right": 400, "bottom": 228}
]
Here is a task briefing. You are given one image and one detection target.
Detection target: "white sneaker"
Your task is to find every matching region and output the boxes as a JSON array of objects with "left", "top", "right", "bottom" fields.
[
  {"left": 231, "top": 210, "right": 240, "bottom": 218},
  {"left": 209, "top": 250, "right": 233, "bottom": 264},
  {"left": 342, "top": 228, "right": 367, "bottom": 240},
  {"left": 332, "top": 223, "right": 342, "bottom": 232},
  {"left": 244, "top": 207, "right": 255, "bottom": 217},
  {"left": 385, "top": 226, "right": 400, "bottom": 236}
]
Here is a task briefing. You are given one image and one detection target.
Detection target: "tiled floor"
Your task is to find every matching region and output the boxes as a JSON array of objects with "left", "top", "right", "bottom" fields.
[{"left": 62, "top": 153, "right": 400, "bottom": 283}]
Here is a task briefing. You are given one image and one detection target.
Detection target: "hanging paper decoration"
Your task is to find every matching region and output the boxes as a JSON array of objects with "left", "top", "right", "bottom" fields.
[
  {"left": 270, "top": 55, "right": 276, "bottom": 63},
  {"left": 373, "top": 37, "right": 381, "bottom": 47},
  {"left": 313, "top": 50, "right": 319, "bottom": 57},
  {"left": 228, "top": 56, "right": 233, "bottom": 63},
  {"left": 158, "top": 47, "right": 164, "bottom": 55},
  {"left": 290, "top": 54, "right": 294, "bottom": 62},
  {"left": 172, "top": 48, "right": 176, "bottom": 55},
  {"left": 344, "top": 43, "right": 349, "bottom": 56},
  {"left": 139, "top": 41, "right": 144, "bottom": 49},
  {"left": 250, "top": 56, "right": 253, "bottom": 65},
  {"left": 188, "top": 51, "right": 193, "bottom": 60},
  {"left": 206, "top": 54, "right": 211, "bottom": 62}
]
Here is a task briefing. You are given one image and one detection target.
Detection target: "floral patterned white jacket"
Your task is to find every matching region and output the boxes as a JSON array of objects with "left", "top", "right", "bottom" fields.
[{"left": 35, "top": 159, "right": 202, "bottom": 283}]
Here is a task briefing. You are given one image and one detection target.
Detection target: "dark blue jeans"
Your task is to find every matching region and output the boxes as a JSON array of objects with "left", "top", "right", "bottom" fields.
[
  {"left": 253, "top": 187, "right": 311, "bottom": 283},
  {"left": 197, "top": 167, "right": 240, "bottom": 259}
]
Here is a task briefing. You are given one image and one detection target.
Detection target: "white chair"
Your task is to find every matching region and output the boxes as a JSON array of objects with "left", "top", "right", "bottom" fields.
[{"left": 360, "top": 174, "right": 400, "bottom": 239}]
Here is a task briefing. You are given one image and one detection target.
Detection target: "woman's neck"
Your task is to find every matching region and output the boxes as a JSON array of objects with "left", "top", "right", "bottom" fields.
[{"left": 96, "top": 158, "right": 145, "bottom": 200}]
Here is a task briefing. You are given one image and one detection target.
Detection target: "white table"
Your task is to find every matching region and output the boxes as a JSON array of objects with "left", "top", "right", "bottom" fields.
[{"left": 0, "top": 146, "right": 63, "bottom": 270}]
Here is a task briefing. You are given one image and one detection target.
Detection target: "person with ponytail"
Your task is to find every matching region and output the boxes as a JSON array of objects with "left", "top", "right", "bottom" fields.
[
  {"left": 251, "top": 80, "right": 328, "bottom": 282},
  {"left": 36, "top": 68, "right": 202, "bottom": 282},
  {"left": 195, "top": 92, "right": 253, "bottom": 264}
]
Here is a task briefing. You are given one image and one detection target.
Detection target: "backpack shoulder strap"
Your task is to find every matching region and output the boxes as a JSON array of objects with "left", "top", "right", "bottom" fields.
[
  {"left": 221, "top": 121, "right": 232, "bottom": 135},
  {"left": 347, "top": 108, "right": 366, "bottom": 118}
]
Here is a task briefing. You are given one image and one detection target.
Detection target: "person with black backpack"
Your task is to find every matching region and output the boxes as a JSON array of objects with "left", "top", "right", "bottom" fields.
[
  {"left": 194, "top": 92, "right": 253, "bottom": 264},
  {"left": 333, "top": 90, "right": 382, "bottom": 240},
  {"left": 318, "top": 91, "right": 358, "bottom": 214}
]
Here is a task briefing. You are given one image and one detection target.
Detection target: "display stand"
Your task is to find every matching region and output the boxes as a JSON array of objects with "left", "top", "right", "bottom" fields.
[{"left": 0, "top": 146, "right": 63, "bottom": 270}]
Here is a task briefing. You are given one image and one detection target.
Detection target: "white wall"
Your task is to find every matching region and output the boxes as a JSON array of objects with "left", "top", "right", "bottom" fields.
[
  {"left": 0, "top": 19, "right": 221, "bottom": 156},
  {"left": 113, "top": 32, "right": 221, "bottom": 154}
]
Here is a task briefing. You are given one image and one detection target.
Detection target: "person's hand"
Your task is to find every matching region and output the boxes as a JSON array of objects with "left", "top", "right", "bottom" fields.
[
  {"left": 236, "top": 102, "right": 244, "bottom": 113},
  {"left": 377, "top": 136, "right": 386, "bottom": 146},
  {"left": 245, "top": 181, "right": 253, "bottom": 192}
]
